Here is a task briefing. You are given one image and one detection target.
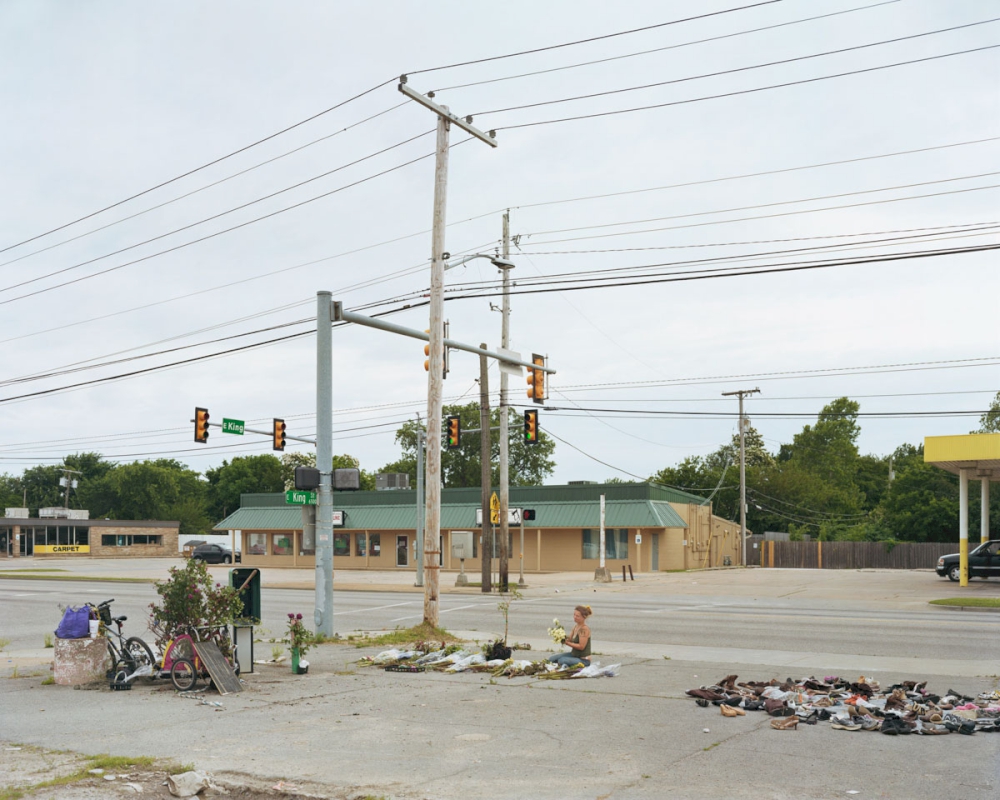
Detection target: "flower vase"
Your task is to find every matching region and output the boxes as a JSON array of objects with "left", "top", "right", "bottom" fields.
[{"left": 291, "top": 647, "right": 300, "bottom": 674}]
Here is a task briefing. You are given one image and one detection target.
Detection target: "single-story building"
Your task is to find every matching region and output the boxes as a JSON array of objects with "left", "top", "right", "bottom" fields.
[
  {"left": 214, "top": 482, "right": 742, "bottom": 572},
  {"left": 1, "top": 511, "right": 180, "bottom": 558}
]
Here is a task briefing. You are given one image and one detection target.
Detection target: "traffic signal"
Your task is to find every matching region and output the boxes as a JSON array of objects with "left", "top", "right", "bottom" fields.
[
  {"left": 194, "top": 407, "right": 210, "bottom": 443},
  {"left": 526, "top": 353, "right": 545, "bottom": 403},
  {"left": 423, "top": 322, "right": 450, "bottom": 378},
  {"left": 272, "top": 418, "right": 286, "bottom": 451},
  {"left": 523, "top": 509, "right": 536, "bottom": 521},
  {"left": 524, "top": 409, "right": 538, "bottom": 444},
  {"left": 446, "top": 415, "right": 461, "bottom": 449}
]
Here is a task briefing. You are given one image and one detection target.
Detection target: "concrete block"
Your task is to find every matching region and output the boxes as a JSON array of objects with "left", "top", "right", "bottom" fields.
[{"left": 53, "top": 636, "right": 109, "bottom": 685}]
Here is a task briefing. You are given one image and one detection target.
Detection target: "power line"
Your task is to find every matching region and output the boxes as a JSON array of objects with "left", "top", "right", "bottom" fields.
[
  {"left": 0, "top": 78, "right": 396, "bottom": 256},
  {"left": 406, "top": 1, "right": 785, "bottom": 76},
  {"left": 0, "top": 129, "right": 435, "bottom": 297},
  {"left": 477, "top": 18, "right": 1000, "bottom": 117},
  {"left": 0, "top": 101, "right": 410, "bottom": 272},
  {"left": 0, "top": 143, "right": 458, "bottom": 308},
  {"left": 494, "top": 44, "right": 1000, "bottom": 131},
  {"left": 517, "top": 172, "right": 1000, "bottom": 241},
  {"left": 431, "top": 1, "right": 899, "bottom": 92}
]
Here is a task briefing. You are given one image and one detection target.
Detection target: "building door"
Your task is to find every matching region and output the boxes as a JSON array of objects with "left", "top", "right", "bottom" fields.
[
  {"left": 20, "top": 530, "right": 33, "bottom": 556},
  {"left": 396, "top": 535, "right": 409, "bottom": 567},
  {"left": 651, "top": 533, "right": 659, "bottom": 571}
]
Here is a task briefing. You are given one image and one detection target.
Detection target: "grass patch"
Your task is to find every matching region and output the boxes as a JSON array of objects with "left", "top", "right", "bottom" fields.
[
  {"left": 352, "top": 623, "right": 461, "bottom": 649},
  {"left": 43, "top": 633, "right": 53, "bottom": 649},
  {"left": 930, "top": 597, "right": 1000, "bottom": 608},
  {"left": 41, "top": 676, "right": 54, "bottom": 686},
  {"left": 0, "top": 638, "right": 9, "bottom": 651},
  {"left": 703, "top": 741, "right": 721, "bottom": 752},
  {"left": 31, "top": 754, "right": 156, "bottom": 792}
]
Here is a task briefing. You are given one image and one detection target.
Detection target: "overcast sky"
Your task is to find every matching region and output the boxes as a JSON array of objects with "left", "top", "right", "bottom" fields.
[{"left": 1, "top": 0, "right": 997, "bottom": 490}]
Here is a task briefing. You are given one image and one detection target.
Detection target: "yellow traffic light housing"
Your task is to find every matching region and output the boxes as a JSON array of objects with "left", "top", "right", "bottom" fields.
[
  {"left": 273, "top": 418, "right": 287, "bottom": 451},
  {"left": 194, "top": 407, "right": 210, "bottom": 443},
  {"left": 526, "top": 353, "right": 545, "bottom": 404},
  {"left": 446, "top": 416, "right": 461, "bottom": 449},
  {"left": 524, "top": 409, "right": 538, "bottom": 444},
  {"left": 424, "top": 323, "right": 450, "bottom": 378}
]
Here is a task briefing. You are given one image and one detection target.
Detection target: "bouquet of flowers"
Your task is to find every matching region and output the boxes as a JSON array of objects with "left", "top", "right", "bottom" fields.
[
  {"left": 547, "top": 618, "right": 566, "bottom": 645},
  {"left": 286, "top": 612, "right": 313, "bottom": 657}
]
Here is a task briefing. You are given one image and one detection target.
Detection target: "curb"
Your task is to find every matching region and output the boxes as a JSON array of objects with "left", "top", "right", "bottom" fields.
[{"left": 928, "top": 603, "right": 1000, "bottom": 613}]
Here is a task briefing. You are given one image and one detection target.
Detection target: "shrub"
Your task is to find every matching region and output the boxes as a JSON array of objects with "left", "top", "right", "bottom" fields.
[{"left": 149, "top": 559, "right": 242, "bottom": 651}]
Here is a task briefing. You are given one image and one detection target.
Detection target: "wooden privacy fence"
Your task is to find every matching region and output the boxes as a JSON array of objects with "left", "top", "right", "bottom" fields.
[{"left": 758, "top": 541, "right": 959, "bottom": 570}]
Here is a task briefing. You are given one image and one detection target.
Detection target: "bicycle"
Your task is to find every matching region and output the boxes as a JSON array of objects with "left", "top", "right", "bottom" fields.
[
  {"left": 151, "top": 622, "right": 239, "bottom": 692},
  {"left": 90, "top": 598, "right": 156, "bottom": 682}
]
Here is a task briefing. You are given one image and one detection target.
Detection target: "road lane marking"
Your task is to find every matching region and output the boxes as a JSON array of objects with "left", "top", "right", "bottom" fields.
[
  {"left": 334, "top": 601, "right": 414, "bottom": 616},
  {"left": 390, "top": 602, "right": 490, "bottom": 622}
]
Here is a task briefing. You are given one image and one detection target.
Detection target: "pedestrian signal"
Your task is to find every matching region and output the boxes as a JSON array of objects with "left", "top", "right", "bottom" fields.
[{"left": 194, "top": 407, "right": 210, "bottom": 443}]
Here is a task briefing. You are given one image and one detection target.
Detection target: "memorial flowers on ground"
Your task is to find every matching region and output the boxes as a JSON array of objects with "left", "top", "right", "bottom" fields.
[{"left": 286, "top": 613, "right": 312, "bottom": 657}]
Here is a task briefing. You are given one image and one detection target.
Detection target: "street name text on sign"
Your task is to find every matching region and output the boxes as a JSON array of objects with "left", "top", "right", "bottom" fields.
[
  {"left": 286, "top": 490, "right": 317, "bottom": 505},
  {"left": 222, "top": 418, "right": 245, "bottom": 435}
]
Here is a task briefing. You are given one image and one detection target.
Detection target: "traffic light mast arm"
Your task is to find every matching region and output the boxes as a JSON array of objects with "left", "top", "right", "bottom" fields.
[
  {"left": 190, "top": 418, "right": 317, "bottom": 445},
  {"left": 333, "top": 303, "right": 556, "bottom": 375}
]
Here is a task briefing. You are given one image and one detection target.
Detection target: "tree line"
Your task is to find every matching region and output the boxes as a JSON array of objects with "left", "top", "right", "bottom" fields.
[{"left": 1, "top": 395, "right": 996, "bottom": 541}]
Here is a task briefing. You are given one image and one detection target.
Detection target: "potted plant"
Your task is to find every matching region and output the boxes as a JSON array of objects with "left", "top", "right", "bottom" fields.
[{"left": 286, "top": 613, "right": 312, "bottom": 674}]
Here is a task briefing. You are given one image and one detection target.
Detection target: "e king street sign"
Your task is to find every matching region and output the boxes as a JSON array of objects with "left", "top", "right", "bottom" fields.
[
  {"left": 285, "top": 490, "right": 317, "bottom": 505},
  {"left": 222, "top": 418, "right": 245, "bottom": 435}
]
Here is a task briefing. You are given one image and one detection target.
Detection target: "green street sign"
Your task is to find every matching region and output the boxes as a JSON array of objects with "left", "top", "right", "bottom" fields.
[
  {"left": 222, "top": 418, "right": 245, "bottom": 435},
  {"left": 285, "top": 490, "right": 316, "bottom": 505}
]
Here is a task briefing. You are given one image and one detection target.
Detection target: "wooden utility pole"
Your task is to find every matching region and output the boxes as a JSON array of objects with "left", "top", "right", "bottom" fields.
[
  {"left": 722, "top": 387, "right": 760, "bottom": 567},
  {"left": 479, "top": 349, "right": 492, "bottom": 593},
  {"left": 497, "top": 210, "right": 511, "bottom": 592},
  {"left": 396, "top": 79, "right": 497, "bottom": 628}
]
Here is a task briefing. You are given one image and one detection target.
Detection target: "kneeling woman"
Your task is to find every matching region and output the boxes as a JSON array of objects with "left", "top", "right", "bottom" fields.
[{"left": 548, "top": 605, "right": 592, "bottom": 667}]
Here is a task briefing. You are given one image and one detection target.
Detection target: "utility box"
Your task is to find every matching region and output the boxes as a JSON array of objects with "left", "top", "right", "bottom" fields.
[
  {"left": 229, "top": 568, "right": 261, "bottom": 623},
  {"left": 451, "top": 531, "right": 474, "bottom": 559}
]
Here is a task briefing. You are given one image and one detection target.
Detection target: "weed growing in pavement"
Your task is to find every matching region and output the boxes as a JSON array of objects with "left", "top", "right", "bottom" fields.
[
  {"left": 703, "top": 742, "right": 721, "bottom": 752},
  {"left": 271, "top": 644, "right": 284, "bottom": 661},
  {"left": 0, "top": 638, "right": 10, "bottom": 651},
  {"left": 41, "top": 676, "right": 54, "bottom": 686},
  {"left": 9, "top": 666, "right": 18, "bottom": 679},
  {"left": 352, "top": 623, "right": 460, "bottom": 649},
  {"left": 43, "top": 633, "right": 53, "bottom": 649}
]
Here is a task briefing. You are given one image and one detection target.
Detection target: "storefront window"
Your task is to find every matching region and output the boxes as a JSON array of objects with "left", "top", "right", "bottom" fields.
[
  {"left": 370, "top": 533, "right": 381, "bottom": 556},
  {"left": 248, "top": 533, "right": 267, "bottom": 555},
  {"left": 271, "top": 533, "right": 294, "bottom": 556},
  {"left": 582, "top": 529, "right": 628, "bottom": 560},
  {"left": 355, "top": 533, "right": 367, "bottom": 557},
  {"left": 334, "top": 534, "right": 350, "bottom": 557}
]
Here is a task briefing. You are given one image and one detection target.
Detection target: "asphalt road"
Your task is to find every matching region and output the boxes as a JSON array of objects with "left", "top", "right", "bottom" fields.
[
  {"left": 2, "top": 570, "right": 999, "bottom": 799},
  {"left": 3, "top": 578, "right": 997, "bottom": 668}
]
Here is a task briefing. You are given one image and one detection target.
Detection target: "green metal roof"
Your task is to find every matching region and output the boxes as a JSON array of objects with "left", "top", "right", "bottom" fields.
[{"left": 215, "top": 496, "right": 686, "bottom": 532}]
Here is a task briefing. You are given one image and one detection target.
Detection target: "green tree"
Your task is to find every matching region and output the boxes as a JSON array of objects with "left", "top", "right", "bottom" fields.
[
  {"left": 976, "top": 390, "right": 1000, "bottom": 433},
  {"left": 205, "top": 454, "right": 285, "bottom": 521},
  {"left": 82, "top": 459, "right": 210, "bottom": 537},
  {"left": 881, "top": 445, "right": 958, "bottom": 542},
  {"left": 278, "top": 451, "right": 375, "bottom": 492},
  {"left": 384, "top": 404, "right": 555, "bottom": 488},
  {"left": 0, "top": 473, "right": 22, "bottom": 510}
]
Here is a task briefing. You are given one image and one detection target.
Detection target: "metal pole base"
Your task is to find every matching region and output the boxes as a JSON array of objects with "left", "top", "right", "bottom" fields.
[{"left": 593, "top": 567, "right": 612, "bottom": 583}]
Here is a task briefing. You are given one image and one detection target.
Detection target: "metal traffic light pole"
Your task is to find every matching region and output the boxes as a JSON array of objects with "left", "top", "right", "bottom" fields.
[{"left": 315, "top": 291, "right": 335, "bottom": 637}]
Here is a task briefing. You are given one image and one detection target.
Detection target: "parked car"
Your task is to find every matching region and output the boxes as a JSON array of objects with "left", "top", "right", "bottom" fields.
[
  {"left": 936, "top": 540, "right": 1000, "bottom": 581},
  {"left": 190, "top": 543, "right": 240, "bottom": 564}
]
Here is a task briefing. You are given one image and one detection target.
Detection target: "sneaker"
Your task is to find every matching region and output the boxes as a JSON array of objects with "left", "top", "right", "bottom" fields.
[
  {"left": 832, "top": 720, "right": 862, "bottom": 731},
  {"left": 859, "top": 716, "right": 880, "bottom": 731}
]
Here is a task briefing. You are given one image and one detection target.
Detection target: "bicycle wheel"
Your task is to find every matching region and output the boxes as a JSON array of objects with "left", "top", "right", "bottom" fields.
[
  {"left": 125, "top": 637, "right": 156, "bottom": 674},
  {"left": 170, "top": 658, "right": 199, "bottom": 691}
]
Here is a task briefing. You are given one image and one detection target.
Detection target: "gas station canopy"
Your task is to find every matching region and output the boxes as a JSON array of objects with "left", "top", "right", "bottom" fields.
[{"left": 924, "top": 433, "right": 1000, "bottom": 477}]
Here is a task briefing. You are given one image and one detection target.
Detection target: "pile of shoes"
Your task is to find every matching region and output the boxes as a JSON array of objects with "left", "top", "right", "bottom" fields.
[{"left": 686, "top": 674, "right": 1000, "bottom": 736}]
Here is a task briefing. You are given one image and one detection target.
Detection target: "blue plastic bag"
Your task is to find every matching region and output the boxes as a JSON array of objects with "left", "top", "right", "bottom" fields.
[{"left": 55, "top": 606, "right": 91, "bottom": 639}]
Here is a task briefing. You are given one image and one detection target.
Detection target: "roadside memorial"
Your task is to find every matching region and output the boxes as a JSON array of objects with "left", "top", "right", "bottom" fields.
[
  {"left": 358, "top": 644, "right": 619, "bottom": 679},
  {"left": 687, "top": 674, "right": 1000, "bottom": 735}
]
